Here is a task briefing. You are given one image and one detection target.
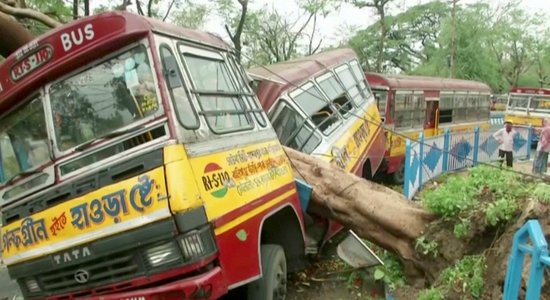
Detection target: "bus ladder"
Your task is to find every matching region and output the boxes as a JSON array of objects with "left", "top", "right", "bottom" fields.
[{"left": 503, "top": 219, "right": 550, "bottom": 300}]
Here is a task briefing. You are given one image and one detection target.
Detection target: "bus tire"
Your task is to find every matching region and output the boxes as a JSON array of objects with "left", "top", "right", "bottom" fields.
[
  {"left": 247, "top": 244, "right": 287, "bottom": 300},
  {"left": 392, "top": 165, "right": 405, "bottom": 184}
]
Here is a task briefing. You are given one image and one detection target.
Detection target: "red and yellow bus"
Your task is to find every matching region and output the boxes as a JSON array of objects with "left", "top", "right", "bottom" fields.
[
  {"left": 365, "top": 73, "right": 492, "bottom": 183},
  {"left": 248, "top": 49, "right": 386, "bottom": 244},
  {"left": 0, "top": 11, "right": 336, "bottom": 300},
  {"left": 505, "top": 87, "right": 550, "bottom": 143}
]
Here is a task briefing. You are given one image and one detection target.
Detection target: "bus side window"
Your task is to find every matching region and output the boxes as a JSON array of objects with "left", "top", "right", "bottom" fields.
[
  {"left": 335, "top": 64, "right": 364, "bottom": 106},
  {"left": 439, "top": 95, "right": 453, "bottom": 124},
  {"left": 159, "top": 45, "right": 199, "bottom": 129},
  {"left": 395, "top": 93, "right": 423, "bottom": 128},
  {"left": 468, "top": 94, "right": 485, "bottom": 121},
  {"left": 452, "top": 93, "right": 468, "bottom": 122},
  {"left": 480, "top": 95, "right": 490, "bottom": 119},
  {"left": 292, "top": 84, "right": 340, "bottom": 134},
  {"left": 373, "top": 90, "right": 387, "bottom": 118},
  {"left": 271, "top": 102, "right": 320, "bottom": 154},
  {"left": 179, "top": 46, "right": 253, "bottom": 133},
  {"left": 317, "top": 72, "right": 354, "bottom": 117},
  {"left": 349, "top": 60, "right": 371, "bottom": 98}
]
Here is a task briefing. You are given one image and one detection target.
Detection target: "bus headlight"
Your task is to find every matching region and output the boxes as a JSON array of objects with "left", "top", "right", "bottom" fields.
[
  {"left": 179, "top": 226, "right": 217, "bottom": 262},
  {"left": 144, "top": 242, "right": 180, "bottom": 268}
]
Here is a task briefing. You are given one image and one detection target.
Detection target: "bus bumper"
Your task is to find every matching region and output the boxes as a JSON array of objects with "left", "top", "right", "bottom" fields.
[{"left": 87, "top": 267, "right": 227, "bottom": 300}]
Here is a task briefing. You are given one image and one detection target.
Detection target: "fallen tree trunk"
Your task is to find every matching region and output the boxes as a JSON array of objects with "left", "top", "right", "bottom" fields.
[
  {"left": 284, "top": 146, "right": 436, "bottom": 261},
  {"left": 0, "top": 11, "right": 34, "bottom": 58}
]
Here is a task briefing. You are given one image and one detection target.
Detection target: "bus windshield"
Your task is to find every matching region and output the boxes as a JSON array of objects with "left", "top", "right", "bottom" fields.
[
  {"left": 529, "top": 95, "right": 550, "bottom": 111},
  {"left": 0, "top": 98, "right": 50, "bottom": 184},
  {"left": 507, "top": 94, "right": 530, "bottom": 111},
  {"left": 49, "top": 44, "right": 160, "bottom": 151}
]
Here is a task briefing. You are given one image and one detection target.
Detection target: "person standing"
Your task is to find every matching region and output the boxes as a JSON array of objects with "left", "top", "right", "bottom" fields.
[
  {"left": 493, "top": 121, "right": 516, "bottom": 168},
  {"left": 533, "top": 118, "right": 550, "bottom": 176}
]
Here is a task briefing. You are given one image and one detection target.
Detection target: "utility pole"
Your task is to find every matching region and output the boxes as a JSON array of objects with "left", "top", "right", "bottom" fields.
[{"left": 449, "top": 0, "right": 459, "bottom": 78}]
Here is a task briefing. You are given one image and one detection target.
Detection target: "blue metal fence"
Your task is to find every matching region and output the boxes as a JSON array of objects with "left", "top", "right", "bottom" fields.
[
  {"left": 503, "top": 219, "right": 550, "bottom": 300},
  {"left": 403, "top": 126, "right": 533, "bottom": 199}
]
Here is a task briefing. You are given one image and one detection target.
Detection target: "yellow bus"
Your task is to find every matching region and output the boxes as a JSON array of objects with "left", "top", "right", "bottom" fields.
[
  {"left": 0, "top": 11, "right": 341, "bottom": 300},
  {"left": 248, "top": 48, "right": 386, "bottom": 247},
  {"left": 365, "top": 73, "right": 492, "bottom": 183},
  {"left": 505, "top": 87, "right": 550, "bottom": 144}
]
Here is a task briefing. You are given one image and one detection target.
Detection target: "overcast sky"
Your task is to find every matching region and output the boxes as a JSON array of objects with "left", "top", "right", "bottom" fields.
[
  {"left": 92, "top": 0, "right": 550, "bottom": 46},
  {"left": 211, "top": 0, "right": 550, "bottom": 46}
]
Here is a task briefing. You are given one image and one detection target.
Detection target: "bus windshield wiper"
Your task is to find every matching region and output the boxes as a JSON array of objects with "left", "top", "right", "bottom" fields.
[
  {"left": 5, "top": 170, "right": 43, "bottom": 185},
  {"left": 75, "top": 127, "right": 139, "bottom": 152}
]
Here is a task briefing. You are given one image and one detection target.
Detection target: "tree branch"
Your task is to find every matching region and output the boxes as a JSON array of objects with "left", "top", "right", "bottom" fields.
[
  {"left": 162, "top": 0, "right": 176, "bottom": 21},
  {"left": 72, "top": 0, "right": 78, "bottom": 20},
  {"left": 0, "top": 1, "right": 62, "bottom": 27},
  {"left": 84, "top": 0, "right": 89, "bottom": 16},
  {"left": 0, "top": 10, "right": 34, "bottom": 57},
  {"left": 147, "top": 0, "right": 153, "bottom": 17},
  {"left": 135, "top": 0, "right": 144, "bottom": 15},
  {"left": 308, "top": 13, "right": 317, "bottom": 55}
]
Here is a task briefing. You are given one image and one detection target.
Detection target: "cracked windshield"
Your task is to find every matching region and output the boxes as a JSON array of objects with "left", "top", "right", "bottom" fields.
[
  {"left": 0, "top": 98, "right": 49, "bottom": 184},
  {"left": 49, "top": 44, "right": 160, "bottom": 151}
]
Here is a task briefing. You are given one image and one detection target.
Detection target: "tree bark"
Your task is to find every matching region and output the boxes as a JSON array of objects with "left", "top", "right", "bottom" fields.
[
  {"left": 284, "top": 146, "right": 436, "bottom": 261},
  {"left": 225, "top": 0, "right": 248, "bottom": 62},
  {"left": 0, "top": 1, "right": 62, "bottom": 27},
  {"left": 72, "top": 0, "right": 78, "bottom": 20},
  {"left": 0, "top": 10, "right": 34, "bottom": 57},
  {"left": 84, "top": 0, "right": 89, "bottom": 16},
  {"left": 449, "top": 0, "right": 459, "bottom": 78}
]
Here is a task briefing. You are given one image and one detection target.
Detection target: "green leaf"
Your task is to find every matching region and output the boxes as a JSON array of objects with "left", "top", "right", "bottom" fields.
[{"left": 374, "top": 268, "right": 385, "bottom": 280}]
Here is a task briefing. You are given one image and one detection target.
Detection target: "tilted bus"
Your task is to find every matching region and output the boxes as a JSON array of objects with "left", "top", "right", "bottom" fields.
[
  {"left": 365, "top": 73, "right": 492, "bottom": 183},
  {"left": 0, "top": 11, "right": 338, "bottom": 300},
  {"left": 248, "top": 49, "right": 386, "bottom": 246},
  {"left": 505, "top": 87, "right": 550, "bottom": 144}
]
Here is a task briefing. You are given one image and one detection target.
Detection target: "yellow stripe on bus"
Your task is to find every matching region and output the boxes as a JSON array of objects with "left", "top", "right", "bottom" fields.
[{"left": 214, "top": 189, "right": 296, "bottom": 235}]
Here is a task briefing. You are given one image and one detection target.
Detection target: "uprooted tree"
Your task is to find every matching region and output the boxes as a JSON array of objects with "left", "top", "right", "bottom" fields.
[
  {"left": 2, "top": 7, "right": 549, "bottom": 299},
  {"left": 0, "top": 11, "right": 438, "bottom": 275}
]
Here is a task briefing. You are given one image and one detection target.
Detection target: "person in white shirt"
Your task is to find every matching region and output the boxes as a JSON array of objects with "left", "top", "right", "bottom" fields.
[{"left": 493, "top": 121, "right": 516, "bottom": 168}]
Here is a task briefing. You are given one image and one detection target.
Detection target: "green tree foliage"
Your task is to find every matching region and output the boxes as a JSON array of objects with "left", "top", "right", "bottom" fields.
[
  {"left": 171, "top": 0, "right": 209, "bottom": 29},
  {"left": 347, "top": 0, "right": 549, "bottom": 92},
  {"left": 217, "top": 0, "right": 339, "bottom": 66},
  {"left": 1, "top": 0, "right": 549, "bottom": 93},
  {"left": 349, "top": 1, "right": 449, "bottom": 72}
]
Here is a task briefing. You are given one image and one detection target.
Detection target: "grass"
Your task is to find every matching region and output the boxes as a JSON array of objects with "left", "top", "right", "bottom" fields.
[{"left": 420, "top": 165, "right": 534, "bottom": 238}]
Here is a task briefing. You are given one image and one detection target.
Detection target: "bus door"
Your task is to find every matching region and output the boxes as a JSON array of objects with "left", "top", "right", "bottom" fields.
[{"left": 424, "top": 90, "right": 440, "bottom": 137}]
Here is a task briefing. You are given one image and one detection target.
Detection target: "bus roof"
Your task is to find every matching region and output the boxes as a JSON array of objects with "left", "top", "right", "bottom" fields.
[
  {"left": 365, "top": 72, "right": 492, "bottom": 93},
  {"left": 0, "top": 11, "right": 230, "bottom": 112},
  {"left": 510, "top": 87, "right": 550, "bottom": 95},
  {"left": 248, "top": 48, "right": 358, "bottom": 111}
]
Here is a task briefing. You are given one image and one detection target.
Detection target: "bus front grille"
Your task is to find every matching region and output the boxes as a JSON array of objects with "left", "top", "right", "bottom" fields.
[{"left": 25, "top": 252, "right": 143, "bottom": 297}]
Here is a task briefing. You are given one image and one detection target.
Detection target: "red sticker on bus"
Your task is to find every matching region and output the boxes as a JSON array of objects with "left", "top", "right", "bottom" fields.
[{"left": 10, "top": 45, "right": 53, "bottom": 81}]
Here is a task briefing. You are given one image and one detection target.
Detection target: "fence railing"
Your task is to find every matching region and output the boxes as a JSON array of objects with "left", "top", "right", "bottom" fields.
[
  {"left": 403, "top": 126, "right": 533, "bottom": 199},
  {"left": 503, "top": 219, "right": 550, "bottom": 300}
]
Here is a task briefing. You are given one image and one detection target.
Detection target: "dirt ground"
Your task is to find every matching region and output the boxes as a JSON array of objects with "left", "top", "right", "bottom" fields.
[{"left": 286, "top": 239, "right": 387, "bottom": 300}]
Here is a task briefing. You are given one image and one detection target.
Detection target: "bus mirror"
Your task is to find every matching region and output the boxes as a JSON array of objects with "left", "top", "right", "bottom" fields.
[{"left": 162, "top": 56, "right": 183, "bottom": 89}]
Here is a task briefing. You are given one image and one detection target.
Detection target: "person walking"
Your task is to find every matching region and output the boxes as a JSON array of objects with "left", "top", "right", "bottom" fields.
[
  {"left": 493, "top": 121, "right": 516, "bottom": 168},
  {"left": 533, "top": 118, "right": 550, "bottom": 176}
]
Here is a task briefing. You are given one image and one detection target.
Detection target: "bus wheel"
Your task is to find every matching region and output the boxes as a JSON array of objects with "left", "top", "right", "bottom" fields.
[
  {"left": 392, "top": 166, "right": 405, "bottom": 184},
  {"left": 247, "top": 244, "right": 287, "bottom": 300}
]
